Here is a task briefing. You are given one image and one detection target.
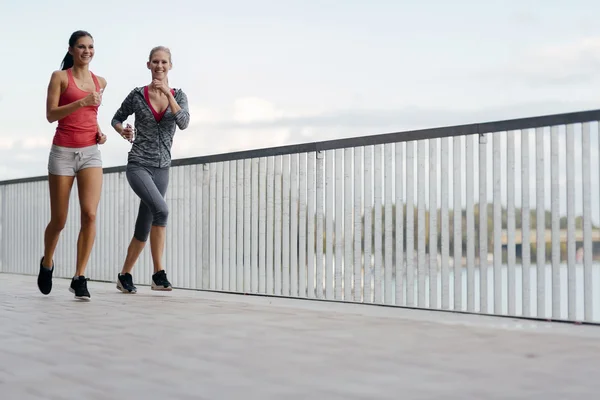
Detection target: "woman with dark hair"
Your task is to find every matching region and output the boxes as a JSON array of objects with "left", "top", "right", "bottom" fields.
[
  {"left": 37, "top": 30, "right": 108, "bottom": 301},
  {"left": 111, "top": 45, "right": 189, "bottom": 294}
]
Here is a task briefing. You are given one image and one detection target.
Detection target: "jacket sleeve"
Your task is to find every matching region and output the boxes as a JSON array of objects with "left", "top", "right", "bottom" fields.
[
  {"left": 174, "top": 89, "right": 190, "bottom": 130},
  {"left": 111, "top": 89, "right": 136, "bottom": 128}
]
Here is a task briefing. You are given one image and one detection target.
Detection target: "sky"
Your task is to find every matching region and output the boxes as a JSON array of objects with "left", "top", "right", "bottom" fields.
[{"left": 0, "top": 0, "right": 599, "bottom": 181}]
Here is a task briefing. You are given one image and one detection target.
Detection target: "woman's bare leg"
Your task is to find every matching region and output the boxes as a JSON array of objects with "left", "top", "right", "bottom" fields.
[
  {"left": 150, "top": 225, "right": 166, "bottom": 274},
  {"left": 38, "top": 174, "right": 74, "bottom": 295},
  {"left": 42, "top": 174, "right": 75, "bottom": 267},
  {"left": 75, "top": 167, "right": 103, "bottom": 277},
  {"left": 121, "top": 237, "right": 146, "bottom": 275}
]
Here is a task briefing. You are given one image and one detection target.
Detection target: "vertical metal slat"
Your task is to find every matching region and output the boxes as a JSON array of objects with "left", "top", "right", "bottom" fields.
[
  {"left": 384, "top": 143, "right": 393, "bottom": 304},
  {"left": 395, "top": 142, "right": 405, "bottom": 306},
  {"left": 521, "top": 129, "right": 531, "bottom": 317},
  {"left": 405, "top": 142, "right": 415, "bottom": 306},
  {"left": 466, "top": 135, "right": 475, "bottom": 312},
  {"left": 363, "top": 146, "right": 373, "bottom": 302},
  {"left": 536, "top": 127, "right": 546, "bottom": 318},
  {"left": 493, "top": 133, "right": 502, "bottom": 314},
  {"left": 582, "top": 122, "right": 593, "bottom": 321},
  {"left": 507, "top": 131, "right": 516, "bottom": 315},
  {"left": 566, "top": 124, "right": 576, "bottom": 320},
  {"left": 298, "top": 153, "right": 307, "bottom": 297},
  {"left": 258, "top": 157, "right": 267, "bottom": 294},
  {"left": 417, "top": 140, "right": 426, "bottom": 307},
  {"left": 251, "top": 158, "right": 259, "bottom": 293},
  {"left": 282, "top": 155, "right": 291, "bottom": 296},
  {"left": 353, "top": 147, "right": 363, "bottom": 302},
  {"left": 266, "top": 157, "right": 275, "bottom": 295},
  {"left": 335, "top": 149, "right": 344, "bottom": 300},
  {"left": 344, "top": 148, "right": 353, "bottom": 301},
  {"left": 551, "top": 125, "right": 561, "bottom": 318},
  {"left": 290, "top": 154, "right": 299, "bottom": 297},
  {"left": 441, "top": 138, "right": 450, "bottom": 310},
  {"left": 307, "top": 152, "right": 316, "bottom": 298},
  {"left": 325, "top": 151, "right": 334, "bottom": 300},
  {"left": 374, "top": 144, "right": 383, "bottom": 304},
  {"left": 274, "top": 156, "right": 283, "bottom": 296},
  {"left": 454, "top": 136, "right": 463, "bottom": 311}
]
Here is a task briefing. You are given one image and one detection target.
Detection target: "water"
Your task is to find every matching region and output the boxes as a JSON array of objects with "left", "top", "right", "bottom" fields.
[{"left": 363, "top": 263, "right": 600, "bottom": 322}]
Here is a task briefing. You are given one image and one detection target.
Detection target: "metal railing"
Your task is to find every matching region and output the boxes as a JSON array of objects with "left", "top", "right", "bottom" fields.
[{"left": 1, "top": 110, "right": 599, "bottom": 323}]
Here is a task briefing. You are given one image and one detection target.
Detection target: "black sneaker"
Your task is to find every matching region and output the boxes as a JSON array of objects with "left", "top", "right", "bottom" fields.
[
  {"left": 117, "top": 273, "right": 137, "bottom": 294},
  {"left": 37, "top": 257, "right": 54, "bottom": 295},
  {"left": 69, "top": 276, "right": 91, "bottom": 300},
  {"left": 151, "top": 270, "right": 172, "bottom": 291}
]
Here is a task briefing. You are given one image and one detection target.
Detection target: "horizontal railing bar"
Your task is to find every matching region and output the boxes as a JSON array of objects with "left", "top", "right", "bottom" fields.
[{"left": 2, "top": 108, "right": 599, "bottom": 186}]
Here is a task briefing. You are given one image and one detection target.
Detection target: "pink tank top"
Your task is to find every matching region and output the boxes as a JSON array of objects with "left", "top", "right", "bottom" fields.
[{"left": 53, "top": 68, "right": 101, "bottom": 148}]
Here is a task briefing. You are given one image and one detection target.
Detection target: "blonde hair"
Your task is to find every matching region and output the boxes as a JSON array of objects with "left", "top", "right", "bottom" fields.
[{"left": 149, "top": 46, "right": 172, "bottom": 63}]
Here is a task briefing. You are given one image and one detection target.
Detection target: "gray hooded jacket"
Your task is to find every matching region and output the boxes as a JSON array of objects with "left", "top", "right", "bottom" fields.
[{"left": 111, "top": 87, "right": 190, "bottom": 168}]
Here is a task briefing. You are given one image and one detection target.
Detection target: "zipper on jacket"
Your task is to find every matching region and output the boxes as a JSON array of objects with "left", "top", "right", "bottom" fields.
[{"left": 157, "top": 120, "right": 161, "bottom": 168}]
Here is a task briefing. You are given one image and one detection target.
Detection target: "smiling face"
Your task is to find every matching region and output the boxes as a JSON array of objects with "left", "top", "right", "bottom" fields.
[
  {"left": 147, "top": 49, "right": 172, "bottom": 80},
  {"left": 69, "top": 35, "right": 94, "bottom": 66}
]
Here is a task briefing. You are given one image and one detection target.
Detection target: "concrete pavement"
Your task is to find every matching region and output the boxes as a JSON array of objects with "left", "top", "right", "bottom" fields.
[{"left": 1, "top": 272, "right": 599, "bottom": 399}]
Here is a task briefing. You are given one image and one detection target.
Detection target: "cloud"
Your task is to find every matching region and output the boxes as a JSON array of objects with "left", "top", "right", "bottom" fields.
[
  {"left": 511, "top": 10, "right": 538, "bottom": 25},
  {"left": 1, "top": 96, "right": 597, "bottom": 181},
  {"left": 22, "top": 136, "right": 52, "bottom": 150},
  {"left": 172, "top": 126, "right": 292, "bottom": 158},
  {"left": 0, "top": 135, "right": 54, "bottom": 152},
  {"left": 166, "top": 96, "right": 600, "bottom": 170},
  {"left": 188, "top": 96, "right": 304, "bottom": 128},
  {"left": 0, "top": 138, "right": 16, "bottom": 150},
  {"left": 14, "top": 153, "right": 39, "bottom": 162},
  {"left": 527, "top": 37, "right": 600, "bottom": 84},
  {"left": 0, "top": 165, "right": 25, "bottom": 180},
  {"left": 0, "top": 146, "right": 49, "bottom": 180},
  {"left": 192, "top": 98, "right": 599, "bottom": 134},
  {"left": 173, "top": 97, "right": 304, "bottom": 157},
  {"left": 232, "top": 97, "right": 285, "bottom": 123},
  {"left": 480, "top": 37, "right": 600, "bottom": 87},
  {"left": 0, "top": 134, "right": 53, "bottom": 151}
]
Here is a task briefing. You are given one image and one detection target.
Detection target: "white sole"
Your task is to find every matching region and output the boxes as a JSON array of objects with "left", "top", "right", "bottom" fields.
[
  {"left": 151, "top": 282, "right": 172, "bottom": 291},
  {"left": 69, "top": 287, "right": 91, "bottom": 301},
  {"left": 116, "top": 281, "right": 137, "bottom": 294}
]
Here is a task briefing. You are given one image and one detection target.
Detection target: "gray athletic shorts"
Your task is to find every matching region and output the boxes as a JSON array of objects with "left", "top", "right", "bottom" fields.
[{"left": 47, "top": 144, "right": 103, "bottom": 176}]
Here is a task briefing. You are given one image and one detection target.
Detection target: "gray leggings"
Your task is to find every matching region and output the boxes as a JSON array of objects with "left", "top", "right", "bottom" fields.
[{"left": 126, "top": 163, "right": 170, "bottom": 242}]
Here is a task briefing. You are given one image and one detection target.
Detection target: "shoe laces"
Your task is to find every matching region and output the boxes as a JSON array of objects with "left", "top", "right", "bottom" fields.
[
  {"left": 75, "top": 277, "right": 89, "bottom": 286},
  {"left": 154, "top": 271, "right": 169, "bottom": 285}
]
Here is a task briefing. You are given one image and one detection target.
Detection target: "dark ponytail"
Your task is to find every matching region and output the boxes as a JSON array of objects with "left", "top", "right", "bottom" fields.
[
  {"left": 60, "top": 52, "right": 74, "bottom": 70},
  {"left": 60, "top": 30, "right": 93, "bottom": 70}
]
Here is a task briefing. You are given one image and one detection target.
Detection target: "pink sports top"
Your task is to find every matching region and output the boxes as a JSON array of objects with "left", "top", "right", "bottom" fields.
[{"left": 53, "top": 68, "right": 101, "bottom": 148}]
